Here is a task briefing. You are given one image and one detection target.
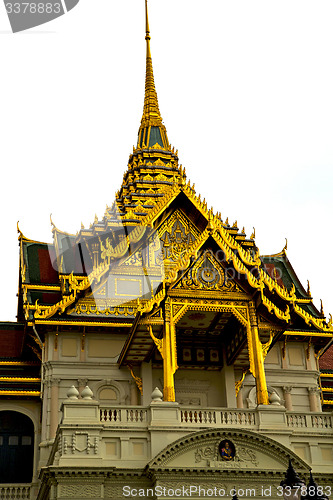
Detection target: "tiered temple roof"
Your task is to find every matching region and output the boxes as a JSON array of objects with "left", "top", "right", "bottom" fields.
[{"left": 1, "top": 0, "right": 332, "bottom": 404}]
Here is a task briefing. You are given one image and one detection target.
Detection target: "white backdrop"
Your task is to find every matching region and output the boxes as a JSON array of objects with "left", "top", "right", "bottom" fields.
[{"left": 0, "top": 0, "right": 332, "bottom": 322}]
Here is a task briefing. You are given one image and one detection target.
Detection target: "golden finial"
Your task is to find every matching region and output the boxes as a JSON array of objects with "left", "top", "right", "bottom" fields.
[
  {"left": 250, "top": 227, "right": 255, "bottom": 240},
  {"left": 320, "top": 299, "right": 325, "bottom": 317},
  {"left": 225, "top": 217, "right": 229, "bottom": 225},
  {"left": 283, "top": 238, "right": 288, "bottom": 252},
  {"left": 17, "top": 221, "right": 23, "bottom": 240},
  {"left": 137, "top": 0, "right": 169, "bottom": 149},
  {"left": 307, "top": 280, "right": 311, "bottom": 297},
  {"left": 94, "top": 214, "right": 98, "bottom": 224},
  {"left": 232, "top": 220, "right": 238, "bottom": 228},
  {"left": 81, "top": 222, "right": 84, "bottom": 229},
  {"left": 207, "top": 210, "right": 215, "bottom": 231},
  {"left": 328, "top": 313, "right": 333, "bottom": 328},
  {"left": 242, "top": 227, "right": 245, "bottom": 234}
]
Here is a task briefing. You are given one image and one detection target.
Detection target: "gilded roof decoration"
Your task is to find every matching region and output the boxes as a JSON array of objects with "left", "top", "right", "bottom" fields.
[{"left": 14, "top": 0, "right": 333, "bottom": 353}]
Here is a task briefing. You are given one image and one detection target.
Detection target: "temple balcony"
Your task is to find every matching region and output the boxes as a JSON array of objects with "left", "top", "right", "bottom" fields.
[
  {"left": 99, "top": 404, "right": 333, "bottom": 433},
  {"left": 40, "top": 388, "right": 333, "bottom": 478}
]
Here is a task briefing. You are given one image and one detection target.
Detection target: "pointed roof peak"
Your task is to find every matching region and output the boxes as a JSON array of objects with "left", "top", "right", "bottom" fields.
[{"left": 137, "top": 0, "right": 169, "bottom": 150}]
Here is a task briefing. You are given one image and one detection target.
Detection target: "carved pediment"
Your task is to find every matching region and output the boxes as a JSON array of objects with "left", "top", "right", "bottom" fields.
[
  {"left": 148, "top": 428, "right": 309, "bottom": 472},
  {"left": 172, "top": 250, "right": 241, "bottom": 293},
  {"left": 158, "top": 209, "right": 200, "bottom": 264}
]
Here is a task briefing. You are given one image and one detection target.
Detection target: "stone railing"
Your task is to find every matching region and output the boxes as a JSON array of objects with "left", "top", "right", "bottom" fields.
[
  {"left": 180, "top": 408, "right": 256, "bottom": 426},
  {"left": 0, "top": 485, "right": 31, "bottom": 499},
  {"left": 99, "top": 406, "right": 257, "bottom": 428},
  {"left": 99, "top": 405, "right": 333, "bottom": 434},
  {"left": 51, "top": 394, "right": 333, "bottom": 475},
  {"left": 286, "top": 412, "right": 333, "bottom": 430},
  {"left": 100, "top": 406, "right": 148, "bottom": 425}
]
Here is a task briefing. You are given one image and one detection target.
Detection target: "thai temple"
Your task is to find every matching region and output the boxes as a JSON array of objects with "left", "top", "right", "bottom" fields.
[{"left": 0, "top": 2, "right": 332, "bottom": 499}]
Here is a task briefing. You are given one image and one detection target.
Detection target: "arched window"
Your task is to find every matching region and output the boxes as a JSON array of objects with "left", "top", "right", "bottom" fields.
[
  {"left": 0, "top": 411, "right": 34, "bottom": 483},
  {"left": 99, "top": 387, "right": 119, "bottom": 403}
]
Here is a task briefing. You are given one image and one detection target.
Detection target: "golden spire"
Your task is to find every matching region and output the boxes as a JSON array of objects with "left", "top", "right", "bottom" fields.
[{"left": 137, "top": 0, "right": 169, "bottom": 149}]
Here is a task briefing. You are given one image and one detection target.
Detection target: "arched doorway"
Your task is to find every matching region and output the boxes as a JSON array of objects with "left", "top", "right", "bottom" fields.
[{"left": 0, "top": 411, "right": 34, "bottom": 483}]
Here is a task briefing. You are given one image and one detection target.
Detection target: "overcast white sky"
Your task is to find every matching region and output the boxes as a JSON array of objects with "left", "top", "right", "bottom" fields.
[{"left": 0, "top": 0, "right": 332, "bottom": 323}]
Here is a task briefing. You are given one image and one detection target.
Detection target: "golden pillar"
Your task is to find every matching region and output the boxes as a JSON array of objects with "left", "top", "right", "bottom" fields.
[
  {"left": 247, "top": 302, "right": 269, "bottom": 405},
  {"left": 148, "top": 298, "right": 178, "bottom": 402},
  {"left": 163, "top": 314, "right": 177, "bottom": 401}
]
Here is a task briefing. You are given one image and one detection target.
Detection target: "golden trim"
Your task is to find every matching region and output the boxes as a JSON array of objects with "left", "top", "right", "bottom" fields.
[
  {"left": 138, "top": 284, "right": 165, "bottom": 314},
  {"left": 283, "top": 330, "right": 333, "bottom": 338},
  {"left": 0, "top": 361, "right": 39, "bottom": 366},
  {"left": 17, "top": 221, "right": 51, "bottom": 245},
  {"left": 261, "top": 332, "right": 274, "bottom": 361},
  {"left": 148, "top": 325, "right": 163, "bottom": 355},
  {"left": 50, "top": 214, "right": 76, "bottom": 237},
  {"left": 0, "top": 377, "right": 40, "bottom": 382},
  {"left": 23, "top": 284, "right": 61, "bottom": 291},
  {"left": 29, "top": 320, "right": 131, "bottom": 327},
  {"left": 261, "top": 239, "right": 288, "bottom": 259},
  {"left": 235, "top": 370, "right": 247, "bottom": 397},
  {"left": 127, "top": 365, "right": 143, "bottom": 395},
  {"left": 320, "top": 373, "right": 333, "bottom": 378},
  {"left": 0, "top": 390, "right": 40, "bottom": 396},
  {"left": 75, "top": 302, "right": 138, "bottom": 317}
]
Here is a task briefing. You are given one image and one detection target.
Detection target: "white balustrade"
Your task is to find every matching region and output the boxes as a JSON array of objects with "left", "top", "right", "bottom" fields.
[
  {"left": 286, "top": 413, "right": 307, "bottom": 428},
  {"left": 0, "top": 485, "right": 31, "bottom": 499},
  {"left": 181, "top": 409, "right": 217, "bottom": 424},
  {"left": 220, "top": 410, "right": 256, "bottom": 426},
  {"left": 99, "top": 405, "right": 332, "bottom": 435},
  {"left": 100, "top": 406, "right": 147, "bottom": 424},
  {"left": 100, "top": 407, "right": 121, "bottom": 422},
  {"left": 311, "top": 413, "right": 333, "bottom": 429},
  {"left": 287, "top": 412, "right": 333, "bottom": 430}
]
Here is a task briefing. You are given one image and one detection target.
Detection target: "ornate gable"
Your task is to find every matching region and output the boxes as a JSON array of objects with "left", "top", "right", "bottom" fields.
[
  {"left": 158, "top": 208, "right": 200, "bottom": 265},
  {"left": 171, "top": 249, "right": 242, "bottom": 294}
]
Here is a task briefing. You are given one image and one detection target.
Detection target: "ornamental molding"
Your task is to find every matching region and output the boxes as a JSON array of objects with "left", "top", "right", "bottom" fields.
[
  {"left": 195, "top": 441, "right": 259, "bottom": 468},
  {"left": 148, "top": 428, "right": 309, "bottom": 472},
  {"left": 61, "top": 431, "right": 99, "bottom": 456}
]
